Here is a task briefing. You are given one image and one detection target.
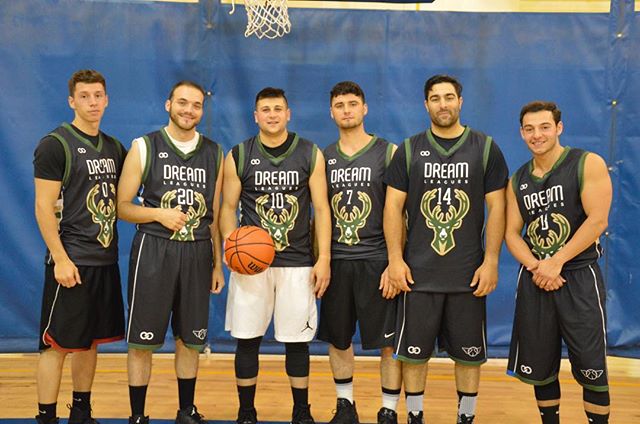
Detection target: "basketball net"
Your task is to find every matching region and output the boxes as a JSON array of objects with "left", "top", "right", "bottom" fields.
[{"left": 230, "top": 0, "right": 291, "bottom": 39}]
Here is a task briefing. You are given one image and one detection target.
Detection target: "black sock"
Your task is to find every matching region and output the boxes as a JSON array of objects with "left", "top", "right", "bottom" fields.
[
  {"left": 586, "top": 411, "right": 609, "bottom": 424},
  {"left": 129, "top": 385, "right": 148, "bottom": 416},
  {"left": 538, "top": 405, "right": 560, "bottom": 424},
  {"left": 178, "top": 378, "right": 197, "bottom": 410},
  {"left": 37, "top": 403, "right": 57, "bottom": 423},
  {"left": 238, "top": 385, "right": 257, "bottom": 410},
  {"left": 291, "top": 387, "right": 308, "bottom": 407},
  {"left": 72, "top": 391, "right": 91, "bottom": 412}
]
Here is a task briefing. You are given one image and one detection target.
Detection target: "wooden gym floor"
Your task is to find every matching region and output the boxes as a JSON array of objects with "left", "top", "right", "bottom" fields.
[{"left": 1, "top": 354, "right": 639, "bottom": 423}]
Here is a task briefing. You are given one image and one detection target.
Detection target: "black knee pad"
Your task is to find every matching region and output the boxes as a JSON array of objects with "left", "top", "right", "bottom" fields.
[
  {"left": 285, "top": 342, "right": 309, "bottom": 377},
  {"left": 235, "top": 337, "right": 262, "bottom": 379},
  {"left": 534, "top": 379, "right": 561, "bottom": 401},
  {"left": 583, "top": 388, "right": 610, "bottom": 406}
]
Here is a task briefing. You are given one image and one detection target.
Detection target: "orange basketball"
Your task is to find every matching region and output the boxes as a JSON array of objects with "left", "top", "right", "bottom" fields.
[{"left": 225, "top": 226, "right": 276, "bottom": 275}]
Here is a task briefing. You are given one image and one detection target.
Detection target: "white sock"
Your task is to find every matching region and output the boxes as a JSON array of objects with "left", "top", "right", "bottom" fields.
[
  {"left": 406, "top": 393, "right": 424, "bottom": 414},
  {"left": 458, "top": 393, "right": 477, "bottom": 417},
  {"left": 382, "top": 391, "right": 400, "bottom": 411},
  {"left": 335, "top": 380, "right": 354, "bottom": 403}
]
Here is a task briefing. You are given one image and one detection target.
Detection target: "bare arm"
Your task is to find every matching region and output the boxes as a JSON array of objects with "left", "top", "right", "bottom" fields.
[
  {"left": 219, "top": 152, "right": 242, "bottom": 240},
  {"left": 309, "top": 149, "right": 331, "bottom": 298},
  {"left": 379, "top": 144, "right": 401, "bottom": 299},
  {"left": 210, "top": 155, "right": 225, "bottom": 294},
  {"left": 533, "top": 153, "right": 612, "bottom": 285},
  {"left": 34, "top": 178, "right": 81, "bottom": 287},
  {"left": 470, "top": 188, "right": 505, "bottom": 296},
  {"left": 384, "top": 185, "right": 413, "bottom": 291},
  {"left": 116, "top": 139, "right": 186, "bottom": 230}
]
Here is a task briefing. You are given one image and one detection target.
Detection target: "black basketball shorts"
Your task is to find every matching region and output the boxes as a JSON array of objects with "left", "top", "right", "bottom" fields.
[
  {"left": 507, "top": 264, "right": 608, "bottom": 391},
  {"left": 318, "top": 259, "right": 396, "bottom": 350},
  {"left": 126, "top": 232, "right": 213, "bottom": 351},
  {"left": 394, "top": 290, "right": 487, "bottom": 364},
  {"left": 39, "top": 263, "right": 124, "bottom": 351}
]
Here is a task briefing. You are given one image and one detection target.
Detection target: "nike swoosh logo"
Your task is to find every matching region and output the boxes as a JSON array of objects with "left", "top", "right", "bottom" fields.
[
  {"left": 73, "top": 398, "right": 82, "bottom": 402},
  {"left": 384, "top": 332, "right": 395, "bottom": 338},
  {"left": 39, "top": 411, "right": 46, "bottom": 414}
]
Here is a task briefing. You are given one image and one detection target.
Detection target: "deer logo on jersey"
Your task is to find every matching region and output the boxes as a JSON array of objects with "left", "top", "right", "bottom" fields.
[
  {"left": 331, "top": 191, "right": 372, "bottom": 246},
  {"left": 255, "top": 193, "right": 299, "bottom": 252},
  {"left": 160, "top": 190, "right": 207, "bottom": 241},
  {"left": 527, "top": 213, "right": 570, "bottom": 259},
  {"left": 420, "top": 188, "right": 470, "bottom": 256},
  {"left": 86, "top": 183, "right": 116, "bottom": 248}
]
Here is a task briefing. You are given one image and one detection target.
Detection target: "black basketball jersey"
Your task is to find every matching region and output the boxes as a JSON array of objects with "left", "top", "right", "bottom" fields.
[
  {"left": 137, "top": 129, "right": 222, "bottom": 241},
  {"left": 235, "top": 133, "right": 316, "bottom": 267},
  {"left": 513, "top": 147, "right": 601, "bottom": 269},
  {"left": 402, "top": 127, "right": 494, "bottom": 293},
  {"left": 44, "top": 122, "right": 124, "bottom": 266},
  {"left": 324, "top": 136, "right": 394, "bottom": 260}
]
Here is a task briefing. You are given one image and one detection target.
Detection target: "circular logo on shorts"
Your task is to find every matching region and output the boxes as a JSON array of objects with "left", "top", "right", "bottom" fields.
[
  {"left": 158, "top": 152, "right": 169, "bottom": 159},
  {"left": 407, "top": 345, "right": 422, "bottom": 355},
  {"left": 327, "top": 158, "right": 337, "bottom": 165},
  {"left": 139, "top": 331, "right": 154, "bottom": 340},
  {"left": 520, "top": 365, "right": 532, "bottom": 374},
  {"left": 250, "top": 158, "right": 261, "bottom": 165}
]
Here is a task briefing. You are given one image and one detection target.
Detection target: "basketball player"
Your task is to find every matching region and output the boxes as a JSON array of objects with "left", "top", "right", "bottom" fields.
[
  {"left": 34, "top": 69, "right": 126, "bottom": 424},
  {"left": 505, "top": 101, "right": 612, "bottom": 424},
  {"left": 318, "top": 81, "right": 402, "bottom": 424},
  {"left": 219, "top": 87, "right": 332, "bottom": 424},
  {"left": 117, "top": 81, "right": 224, "bottom": 424},
  {"left": 384, "top": 75, "right": 509, "bottom": 424}
]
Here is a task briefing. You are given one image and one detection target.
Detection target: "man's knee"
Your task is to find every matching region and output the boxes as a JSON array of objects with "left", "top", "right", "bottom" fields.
[{"left": 285, "top": 342, "right": 309, "bottom": 377}]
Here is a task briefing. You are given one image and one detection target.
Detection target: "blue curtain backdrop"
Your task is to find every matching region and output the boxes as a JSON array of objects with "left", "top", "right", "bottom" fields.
[{"left": 0, "top": 0, "right": 637, "bottom": 356}]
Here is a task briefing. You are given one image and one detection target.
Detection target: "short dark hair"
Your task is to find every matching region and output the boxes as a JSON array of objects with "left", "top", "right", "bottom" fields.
[
  {"left": 519, "top": 101, "right": 562, "bottom": 126},
  {"left": 68, "top": 69, "right": 106, "bottom": 97},
  {"left": 330, "top": 81, "right": 365, "bottom": 104},
  {"left": 255, "top": 87, "right": 288, "bottom": 107},
  {"left": 168, "top": 80, "right": 206, "bottom": 101},
  {"left": 424, "top": 74, "right": 463, "bottom": 100}
]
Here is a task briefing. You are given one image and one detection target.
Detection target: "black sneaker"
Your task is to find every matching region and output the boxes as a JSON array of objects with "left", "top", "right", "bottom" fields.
[
  {"left": 291, "top": 404, "right": 315, "bottom": 424},
  {"left": 128, "top": 415, "right": 149, "bottom": 424},
  {"left": 176, "top": 405, "right": 207, "bottom": 424},
  {"left": 407, "top": 411, "right": 424, "bottom": 424},
  {"left": 236, "top": 407, "right": 258, "bottom": 424},
  {"left": 35, "top": 417, "right": 59, "bottom": 424},
  {"left": 328, "top": 398, "right": 359, "bottom": 424},
  {"left": 377, "top": 407, "right": 398, "bottom": 424},
  {"left": 68, "top": 405, "right": 98, "bottom": 424},
  {"left": 457, "top": 414, "right": 474, "bottom": 424}
]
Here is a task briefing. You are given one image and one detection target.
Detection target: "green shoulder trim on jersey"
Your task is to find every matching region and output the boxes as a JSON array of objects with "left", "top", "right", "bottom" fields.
[
  {"left": 482, "top": 136, "right": 493, "bottom": 173},
  {"left": 311, "top": 144, "right": 318, "bottom": 173},
  {"left": 215, "top": 144, "right": 223, "bottom": 178},
  {"left": 48, "top": 132, "right": 72, "bottom": 186},
  {"left": 237, "top": 143, "right": 245, "bottom": 177},
  {"left": 403, "top": 138, "right": 412, "bottom": 175},
  {"left": 426, "top": 126, "right": 471, "bottom": 157},
  {"left": 257, "top": 133, "right": 300, "bottom": 166},
  {"left": 337, "top": 134, "right": 378, "bottom": 161},
  {"left": 62, "top": 122, "right": 104, "bottom": 152},
  {"left": 529, "top": 146, "right": 571, "bottom": 182},
  {"left": 385, "top": 143, "right": 395, "bottom": 168},
  {"left": 141, "top": 136, "right": 152, "bottom": 184},
  {"left": 578, "top": 150, "right": 588, "bottom": 194},
  {"left": 112, "top": 136, "right": 124, "bottom": 159},
  {"left": 160, "top": 128, "right": 203, "bottom": 160},
  {"left": 510, "top": 173, "right": 519, "bottom": 194}
]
